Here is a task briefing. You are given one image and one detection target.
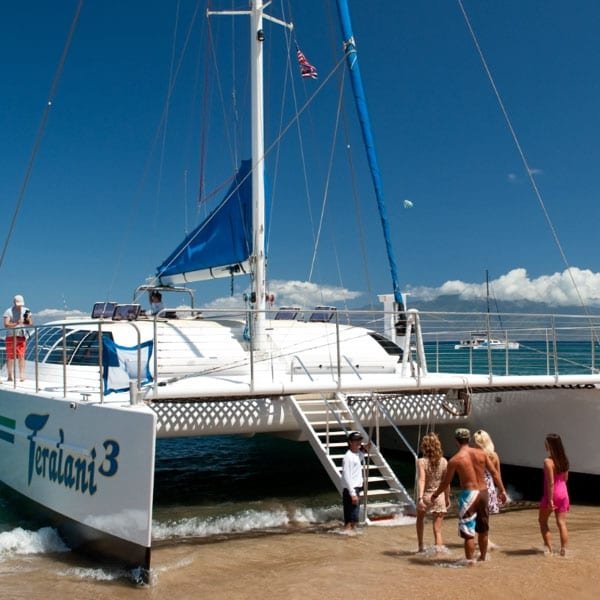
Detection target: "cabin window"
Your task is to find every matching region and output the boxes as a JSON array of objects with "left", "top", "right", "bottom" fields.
[
  {"left": 69, "top": 331, "right": 111, "bottom": 366},
  {"left": 25, "top": 327, "right": 113, "bottom": 366},
  {"left": 25, "top": 326, "right": 64, "bottom": 363}
]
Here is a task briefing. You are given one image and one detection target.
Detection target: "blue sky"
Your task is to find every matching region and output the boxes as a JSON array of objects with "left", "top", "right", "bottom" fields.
[{"left": 2, "top": 1, "right": 600, "bottom": 320}]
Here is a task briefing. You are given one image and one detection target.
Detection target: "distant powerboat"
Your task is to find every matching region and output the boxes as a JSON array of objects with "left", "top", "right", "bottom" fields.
[{"left": 454, "top": 334, "right": 520, "bottom": 350}]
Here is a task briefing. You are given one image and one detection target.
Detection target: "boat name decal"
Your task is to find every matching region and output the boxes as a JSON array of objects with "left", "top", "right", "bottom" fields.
[{"left": 25, "top": 413, "right": 119, "bottom": 496}]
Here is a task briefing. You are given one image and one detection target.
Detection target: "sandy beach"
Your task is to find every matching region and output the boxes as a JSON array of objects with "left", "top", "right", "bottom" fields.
[{"left": 2, "top": 502, "right": 599, "bottom": 599}]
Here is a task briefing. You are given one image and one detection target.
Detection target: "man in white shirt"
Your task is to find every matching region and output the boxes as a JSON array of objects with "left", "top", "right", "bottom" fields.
[{"left": 341, "top": 431, "right": 371, "bottom": 532}]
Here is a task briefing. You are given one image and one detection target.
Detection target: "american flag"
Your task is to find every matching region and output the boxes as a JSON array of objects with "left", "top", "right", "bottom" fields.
[{"left": 296, "top": 47, "right": 318, "bottom": 79}]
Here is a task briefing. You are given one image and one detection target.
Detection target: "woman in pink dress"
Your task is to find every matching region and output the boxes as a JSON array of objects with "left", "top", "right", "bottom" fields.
[
  {"left": 415, "top": 432, "right": 449, "bottom": 553},
  {"left": 539, "top": 433, "right": 570, "bottom": 556}
]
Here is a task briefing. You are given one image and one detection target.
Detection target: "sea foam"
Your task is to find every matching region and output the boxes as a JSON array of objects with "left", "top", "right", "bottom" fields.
[
  {"left": 0, "top": 526, "right": 69, "bottom": 559},
  {"left": 152, "top": 504, "right": 340, "bottom": 540}
]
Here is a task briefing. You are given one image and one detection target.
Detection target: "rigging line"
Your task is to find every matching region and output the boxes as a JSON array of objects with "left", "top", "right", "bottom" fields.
[
  {"left": 197, "top": 25, "right": 213, "bottom": 216},
  {"left": 458, "top": 0, "right": 592, "bottom": 322},
  {"left": 263, "top": 0, "right": 290, "bottom": 257},
  {"left": 268, "top": 0, "right": 324, "bottom": 262},
  {"left": 341, "top": 97, "right": 375, "bottom": 308},
  {"left": 0, "top": 0, "right": 84, "bottom": 272},
  {"left": 181, "top": 8, "right": 208, "bottom": 227},
  {"left": 230, "top": 2, "right": 239, "bottom": 166},
  {"left": 486, "top": 274, "right": 506, "bottom": 331},
  {"left": 285, "top": 84, "right": 317, "bottom": 246},
  {"left": 206, "top": 15, "right": 239, "bottom": 179},
  {"left": 265, "top": 26, "right": 293, "bottom": 258},
  {"left": 331, "top": 238, "right": 352, "bottom": 319},
  {"left": 272, "top": 9, "right": 319, "bottom": 258},
  {"left": 117, "top": 3, "right": 203, "bottom": 303},
  {"left": 262, "top": 53, "right": 348, "bottom": 189},
  {"left": 308, "top": 69, "right": 346, "bottom": 282},
  {"left": 152, "top": 0, "right": 182, "bottom": 231}
]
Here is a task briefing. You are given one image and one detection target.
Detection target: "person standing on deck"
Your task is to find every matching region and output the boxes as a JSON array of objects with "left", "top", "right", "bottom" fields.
[{"left": 3, "top": 294, "right": 32, "bottom": 383}]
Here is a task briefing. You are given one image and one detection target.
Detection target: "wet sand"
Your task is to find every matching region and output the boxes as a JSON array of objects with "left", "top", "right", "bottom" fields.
[{"left": 2, "top": 503, "right": 599, "bottom": 599}]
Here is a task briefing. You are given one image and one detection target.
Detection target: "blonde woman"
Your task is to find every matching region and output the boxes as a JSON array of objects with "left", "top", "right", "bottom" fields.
[
  {"left": 473, "top": 429, "right": 502, "bottom": 548},
  {"left": 415, "top": 432, "right": 449, "bottom": 552}
]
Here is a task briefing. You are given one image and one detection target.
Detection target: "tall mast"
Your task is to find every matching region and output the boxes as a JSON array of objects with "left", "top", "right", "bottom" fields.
[
  {"left": 250, "top": 0, "right": 267, "bottom": 347},
  {"left": 485, "top": 269, "right": 490, "bottom": 315},
  {"left": 208, "top": 2, "right": 292, "bottom": 351}
]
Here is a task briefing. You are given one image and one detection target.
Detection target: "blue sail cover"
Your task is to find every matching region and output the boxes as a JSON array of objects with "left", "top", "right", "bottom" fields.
[{"left": 158, "top": 160, "right": 260, "bottom": 284}]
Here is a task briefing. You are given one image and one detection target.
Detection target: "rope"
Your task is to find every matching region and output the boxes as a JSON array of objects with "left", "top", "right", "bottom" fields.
[
  {"left": 205, "top": 15, "right": 240, "bottom": 192},
  {"left": 308, "top": 70, "right": 345, "bottom": 281},
  {"left": 152, "top": 0, "right": 182, "bottom": 231},
  {"left": 458, "top": 0, "right": 599, "bottom": 343},
  {"left": 0, "top": 0, "right": 84, "bottom": 272},
  {"left": 342, "top": 110, "right": 375, "bottom": 307},
  {"left": 115, "top": 2, "right": 203, "bottom": 304}
]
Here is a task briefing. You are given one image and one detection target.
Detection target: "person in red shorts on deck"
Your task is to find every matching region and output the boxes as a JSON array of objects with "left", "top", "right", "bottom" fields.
[{"left": 3, "top": 294, "right": 32, "bottom": 382}]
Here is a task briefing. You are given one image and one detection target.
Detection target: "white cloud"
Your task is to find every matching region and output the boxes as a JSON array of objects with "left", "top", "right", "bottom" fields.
[
  {"left": 408, "top": 267, "right": 600, "bottom": 307},
  {"left": 203, "top": 279, "right": 362, "bottom": 310},
  {"left": 25, "top": 281, "right": 363, "bottom": 322},
  {"left": 34, "top": 308, "right": 90, "bottom": 324}
]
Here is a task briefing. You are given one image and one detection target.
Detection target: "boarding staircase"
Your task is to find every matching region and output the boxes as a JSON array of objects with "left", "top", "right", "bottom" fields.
[{"left": 287, "top": 392, "right": 415, "bottom": 521}]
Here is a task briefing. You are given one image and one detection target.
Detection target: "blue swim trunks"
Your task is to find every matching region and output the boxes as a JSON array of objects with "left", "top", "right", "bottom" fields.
[{"left": 457, "top": 489, "right": 489, "bottom": 539}]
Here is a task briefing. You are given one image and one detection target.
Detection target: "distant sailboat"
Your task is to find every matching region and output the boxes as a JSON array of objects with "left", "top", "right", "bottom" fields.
[{"left": 454, "top": 271, "right": 520, "bottom": 350}]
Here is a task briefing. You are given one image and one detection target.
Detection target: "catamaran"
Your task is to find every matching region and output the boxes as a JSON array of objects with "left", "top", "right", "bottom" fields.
[
  {"left": 1, "top": 1, "right": 599, "bottom": 579},
  {"left": 455, "top": 335, "right": 520, "bottom": 350}
]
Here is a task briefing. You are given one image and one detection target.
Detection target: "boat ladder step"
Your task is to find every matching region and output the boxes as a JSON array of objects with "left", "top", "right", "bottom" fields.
[
  {"left": 287, "top": 393, "right": 416, "bottom": 517},
  {"left": 365, "top": 489, "right": 398, "bottom": 497},
  {"left": 308, "top": 419, "right": 354, "bottom": 426},
  {"left": 301, "top": 410, "right": 345, "bottom": 416},
  {"left": 366, "top": 501, "right": 404, "bottom": 509},
  {"left": 365, "top": 476, "right": 389, "bottom": 483},
  {"left": 336, "top": 464, "right": 379, "bottom": 472}
]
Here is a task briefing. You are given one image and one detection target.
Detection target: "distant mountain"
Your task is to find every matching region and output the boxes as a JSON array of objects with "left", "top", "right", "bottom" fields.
[{"left": 407, "top": 294, "right": 599, "bottom": 315}]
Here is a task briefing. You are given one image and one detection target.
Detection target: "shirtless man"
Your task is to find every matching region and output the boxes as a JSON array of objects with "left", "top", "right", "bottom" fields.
[{"left": 431, "top": 428, "right": 507, "bottom": 562}]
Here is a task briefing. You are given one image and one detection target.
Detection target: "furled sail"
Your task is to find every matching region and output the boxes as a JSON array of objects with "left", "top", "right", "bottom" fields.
[{"left": 157, "top": 160, "right": 261, "bottom": 285}]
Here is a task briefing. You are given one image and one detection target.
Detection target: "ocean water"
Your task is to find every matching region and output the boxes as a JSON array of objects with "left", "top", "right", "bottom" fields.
[
  {"left": 425, "top": 340, "right": 600, "bottom": 376},
  {"left": 0, "top": 434, "right": 416, "bottom": 587}
]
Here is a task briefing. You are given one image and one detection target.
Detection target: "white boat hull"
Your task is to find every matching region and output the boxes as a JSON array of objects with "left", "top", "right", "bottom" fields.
[
  {"left": 467, "top": 386, "right": 600, "bottom": 476},
  {"left": 0, "top": 387, "right": 156, "bottom": 572}
]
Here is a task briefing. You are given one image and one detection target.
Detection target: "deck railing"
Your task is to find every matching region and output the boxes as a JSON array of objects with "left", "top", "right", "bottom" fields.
[
  {"left": 0, "top": 319, "right": 143, "bottom": 400},
  {"left": 412, "top": 310, "right": 600, "bottom": 376},
  {"left": 1, "top": 308, "right": 599, "bottom": 400}
]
